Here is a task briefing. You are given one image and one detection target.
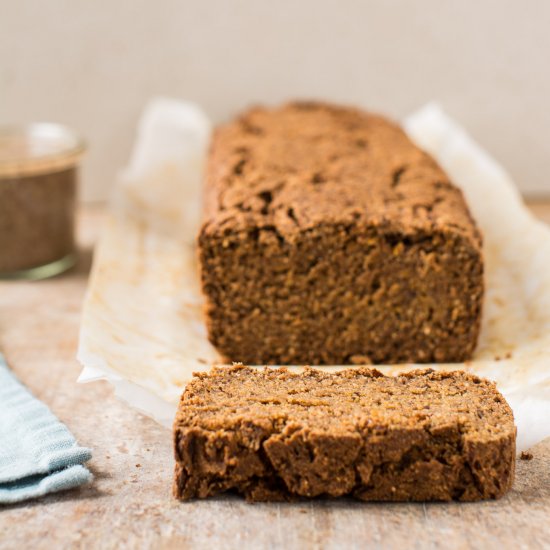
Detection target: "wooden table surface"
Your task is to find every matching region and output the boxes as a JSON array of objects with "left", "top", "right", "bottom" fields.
[{"left": 1, "top": 203, "right": 550, "bottom": 550}]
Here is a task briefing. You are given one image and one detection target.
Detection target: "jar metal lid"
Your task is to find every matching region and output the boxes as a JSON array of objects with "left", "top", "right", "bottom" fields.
[{"left": 0, "top": 123, "right": 86, "bottom": 178}]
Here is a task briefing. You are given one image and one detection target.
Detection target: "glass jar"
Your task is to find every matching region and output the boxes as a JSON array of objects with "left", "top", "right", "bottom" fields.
[{"left": 0, "top": 124, "right": 86, "bottom": 280}]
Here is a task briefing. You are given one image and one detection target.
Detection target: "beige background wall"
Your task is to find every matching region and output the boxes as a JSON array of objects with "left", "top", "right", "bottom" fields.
[{"left": 1, "top": 0, "right": 549, "bottom": 201}]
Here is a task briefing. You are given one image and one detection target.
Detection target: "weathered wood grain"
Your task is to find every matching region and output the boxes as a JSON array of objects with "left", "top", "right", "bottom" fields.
[{"left": 1, "top": 204, "right": 550, "bottom": 550}]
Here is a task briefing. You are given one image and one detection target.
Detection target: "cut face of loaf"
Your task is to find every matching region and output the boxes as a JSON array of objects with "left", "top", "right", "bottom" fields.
[
  {"left": 173, "top": 366, "right": 516, "bottom": 502},
  {"left": 198, "top": 101, "right": 483, "bottom": 365}
]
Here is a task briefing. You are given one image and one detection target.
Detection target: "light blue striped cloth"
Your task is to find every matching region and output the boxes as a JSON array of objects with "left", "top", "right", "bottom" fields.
[{"left": 0, "top": 353, "right": 92, "bottom": 504}]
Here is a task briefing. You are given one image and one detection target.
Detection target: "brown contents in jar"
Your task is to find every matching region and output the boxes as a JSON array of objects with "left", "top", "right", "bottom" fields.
[{"left": 0, "top": 167, "right": 76, "bottom": 273}]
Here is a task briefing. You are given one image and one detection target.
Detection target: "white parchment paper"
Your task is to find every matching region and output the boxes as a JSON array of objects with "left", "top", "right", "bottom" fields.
[{"left": 77, "top": 98, "right": 550, "bottom": 451}]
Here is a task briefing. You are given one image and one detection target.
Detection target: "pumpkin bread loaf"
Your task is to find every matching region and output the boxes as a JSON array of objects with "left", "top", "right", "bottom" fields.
[{"left": 198, "top": 102, "right": 483, "bottom": 365}]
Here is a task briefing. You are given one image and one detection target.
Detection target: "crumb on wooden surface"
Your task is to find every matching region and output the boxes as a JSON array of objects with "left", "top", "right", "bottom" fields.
[{"left": 520, "top": 451, "right": 534, "bottom": 461}]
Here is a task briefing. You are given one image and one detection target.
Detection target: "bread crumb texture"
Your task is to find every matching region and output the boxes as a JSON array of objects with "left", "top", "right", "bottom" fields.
[{"left": 173, "top": 366, "right": 515, "bottom": 502}]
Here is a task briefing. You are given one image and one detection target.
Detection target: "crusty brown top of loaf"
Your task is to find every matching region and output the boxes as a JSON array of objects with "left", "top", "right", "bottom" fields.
[
  {"left": 177, "top": 366, "right": 513, "bottom": 441},
  {"left": 201, "top": 101, "right": 481, "bottom": 249}
]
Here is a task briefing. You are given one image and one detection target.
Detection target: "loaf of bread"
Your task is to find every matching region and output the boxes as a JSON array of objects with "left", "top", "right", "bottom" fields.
[
  {"left": 198, "top": 101, "right": 483, "bottom": 365},
  {"left": 173, "top": 366, "right": 515, "bottom": 502}
]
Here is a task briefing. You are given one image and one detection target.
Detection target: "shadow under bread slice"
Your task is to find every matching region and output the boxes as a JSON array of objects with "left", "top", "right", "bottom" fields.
[{"left": 173, "top": 366, "right": 515, "bottom": 502}]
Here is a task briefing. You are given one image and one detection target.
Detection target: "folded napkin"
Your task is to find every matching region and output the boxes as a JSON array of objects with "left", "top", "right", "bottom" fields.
[{"left": 0, "top": 353, "right": 92, "bottom": 504}]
